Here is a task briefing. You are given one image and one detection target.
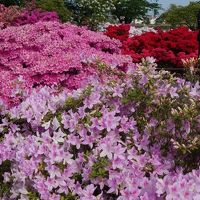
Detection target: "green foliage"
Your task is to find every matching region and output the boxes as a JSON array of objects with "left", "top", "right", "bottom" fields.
[
  {"left": 90, "top": 157, "right": 109, "bottom": 179},
  {"left": 65, "top": 0, "right": 160, "bottom": 28},
  {"left": 122, "top": 88, "right": 146, "bottom": 104},
  {"left": 72, "top": 173, "right": 83, "bottom": 182},
  {"left": 60, "top": 192, "right": 78, "bottom": 200},
  {"left": 0, "top": 0, "right": 22, "bottom": 6},
  {"left": 112, "top": 0, "right": 160, "bottom": 23},
  {"left": 0, "top": 0, "right": 161, "bottom": 29},
  {"left": 0, "top": 160, "right": 12, "bottom": 198},
  {"left": 65, "top": 0, "right": 115, "bottom": 30},
  {"left": 36, "top": 0, "right": 71, "bottom": 22},
  {"left": 42, "top": 111, "right": 54, "bottom": 123},
  {"left": 63, "top": 96, "right": 83, "bottom": 111},
  {"left": 27, "top": 191, "right": 40, "bottom": 200},
  {"left": 42, "top": 96, "right": 83, "bottom": 124},
  {"left": 158, "top": 2, "right": 200, "bottom": 30},
  {"left": 183, "top": 58, "right": 200, "bottom": 83},
  {"left": 37, "top": 160, "right": 49, "bottom": 177}
]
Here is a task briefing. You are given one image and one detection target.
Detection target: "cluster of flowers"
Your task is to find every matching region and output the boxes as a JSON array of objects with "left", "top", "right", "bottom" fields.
[
  {"left": 0, "top": 4, "right": 59, "bottom": 29},
  {"left": 104, "top": 24, "right": 131, "bottom": 42},
  {"left": 0, "top": 60, "right": 199, "bottom": 199},
  {"left": 12, "top": 9, "right": 60, "bottom": 26},
  {"left": 104, "top": 23, "right": 157, "bottom": 39},
  {"left": 105, "top": 24, "right": 157, "bottom": 42},
  {"left": 129, "top": 26, "right": 157, "bottom": 37},
  {"left": 0, "top": 21, "right": 133, "bottom": 107},
  {"left": 105, "top": 25, "right": 198, "bottom": 68},
  {"left": 0, "top": 4, "right": 21, "bottom": 29}
]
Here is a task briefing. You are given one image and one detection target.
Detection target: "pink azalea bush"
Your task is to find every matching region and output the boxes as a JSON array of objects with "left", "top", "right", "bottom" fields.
[
  {"left": 12, "top": 9, "right": 60, "bottom": 26},
  {"left": 0, "top": 60, "right": 199, "bottom": 199},
  {"left": 0, "top": 4, "right": 60, "bottom": 29},
  {"left": 0, "top": 4, "right": 21, "bottom": 29},
  {"left": 0, "top": 21, "right": 132, "bottom": 107}
]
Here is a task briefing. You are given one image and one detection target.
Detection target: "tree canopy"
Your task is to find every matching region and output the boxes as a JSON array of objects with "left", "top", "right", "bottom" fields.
[
  {"left": 64, "top": 0, "right": 115, "bottom": 29},
  {"left": 64, "top": 0, "right": 160, "bottom": 28},
  {"left": 0, "top": 0, "right": 21, "bottom": 6},
  {"left": 35, "top": 0, "right": 71, "bottom": 22},
  {"left": 0, "top": 0, "right": 161, "bottom": 29},
  {"left": 158, "top": 2, "right": 200, "bottom": 30},
  {"left": 112, "top": 0, "right": 160, "bottom": 23}
]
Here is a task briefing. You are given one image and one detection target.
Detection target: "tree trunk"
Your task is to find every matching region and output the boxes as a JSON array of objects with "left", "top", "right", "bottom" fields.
[{"left": 124, "top": 17, "right": 132, "bottom": 24}]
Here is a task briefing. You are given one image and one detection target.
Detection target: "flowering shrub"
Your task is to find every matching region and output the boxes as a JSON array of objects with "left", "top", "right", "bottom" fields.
[
  {"left": 13, "top": 9, "right": 60, "bottom": 26},
  {"left": 129, "top": 26, "right": 157, "bottom": 37},
  {"left": 0, "top": 21, "right": 132, "bottom": 107},
  {"left": 105, "top": 24, "right": 131, "bottom": 42},
  {"left": 123, "top": 27, "right": 198, "bottom": 67},
  {"left": 105, "top": 25, "right": 198, "bottom": 68},
  {"left": 64, "top": 0, "right": 115, "bottom": 30},
  {"left": 0, "top": 4, "right": 60, "bottom": 28},
  {"left": 0, "top": 4, "right": 21, "bottom": 28},
  {"left": 105, "top": 24, "right": 157, "bottom": 42},
  {"left": 0, "top": 61, "right": 199, "bottom": 199}
]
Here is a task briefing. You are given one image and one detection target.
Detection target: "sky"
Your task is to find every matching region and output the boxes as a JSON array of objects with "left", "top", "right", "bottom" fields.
[{"left": 158, "top": 0, "right": 198, "bottom": 10}]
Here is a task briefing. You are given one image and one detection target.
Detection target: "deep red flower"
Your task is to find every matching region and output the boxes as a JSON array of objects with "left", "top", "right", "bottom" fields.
[
  {"left": 105, "top": 25, "right": 198, "bottom": 68},
  {"left": 105, "top": 24, "right": 130, "bottom": 42}
]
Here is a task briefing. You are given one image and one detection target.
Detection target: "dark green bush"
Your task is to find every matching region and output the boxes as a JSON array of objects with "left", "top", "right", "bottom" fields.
[
  {"left": 0, "top": 0, "right": 22, "bottom": 6},
  {"left": 36, "top": 0, "right": 71, "bottom": 22}
]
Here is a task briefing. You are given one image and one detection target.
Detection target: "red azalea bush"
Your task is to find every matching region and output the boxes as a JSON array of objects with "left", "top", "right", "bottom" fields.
[
  {"left": 0, "top": 21, "right": 132, "bottom": 107},
  {"left": 105, "top": 25, "right": 198, "bottom": 68},
  {"left": 105, "top": 24, "right": 130, "bottom": 42}
]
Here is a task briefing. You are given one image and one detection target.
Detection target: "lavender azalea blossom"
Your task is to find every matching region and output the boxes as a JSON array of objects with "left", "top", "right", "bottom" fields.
[{"left": 0, "top": 62, "right": 199, "bottom": 199}]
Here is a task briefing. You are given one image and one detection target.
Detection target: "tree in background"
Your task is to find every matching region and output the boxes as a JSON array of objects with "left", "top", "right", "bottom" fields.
[
  {"left": 0, "top": 0, "right": 161, "bottom": 29},
  {"left": 0, "top": 0, "right": 71, "bottom": 22},
  {"left": 65, "top": 0, "right": 115, "bottom": 30},
  {"left": 64, "top": 0, "right": 161, "bottom": 29},
  {"left": 112, "top": 0, "right": 160, "bottom": 23},
  {"left": 0, "top": 0, "right": 22, "bottom": 6},
  {"left": 158, "top": 2, "right": 200, "bottom": 30},
  {"left": 36, "top": 0, "right": 71, "bottom": 22}
]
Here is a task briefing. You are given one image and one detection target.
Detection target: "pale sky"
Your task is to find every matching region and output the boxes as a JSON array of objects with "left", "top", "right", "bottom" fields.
[{"left": 158, "top": 0, "right": 198, "bottom": 10}]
